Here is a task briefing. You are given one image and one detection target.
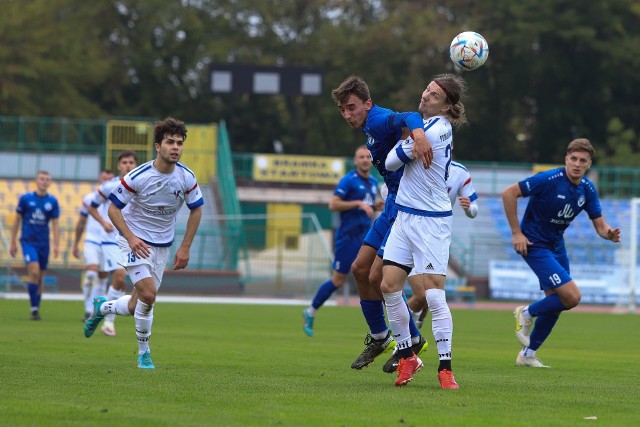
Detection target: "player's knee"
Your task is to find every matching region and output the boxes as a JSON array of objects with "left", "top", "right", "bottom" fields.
[
  {"left": 351, "top": 259, "right": 368, "bottom": 281},
  {"left": 564, "top": 291, "right": 581, "bottom": 309},
  {"left": 112, "top": 271, "right": 127, "bottom": 290},
  {"left": 368, "top": 268, "right": 382, "bottom": 288}
]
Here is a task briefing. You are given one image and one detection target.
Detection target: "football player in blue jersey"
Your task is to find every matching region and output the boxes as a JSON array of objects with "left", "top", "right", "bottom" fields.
[
  {"left": 502, "top": 138, "right": 621, "bottom": 368},
  {"left": 331, "top": 75, "right": 433, "bottom": 370},
  {"left": 303, "top": 145, "right": 382, "bottom": 336},
  {"left": 9, "top": 170, "right": 60, "bottom": 320}
]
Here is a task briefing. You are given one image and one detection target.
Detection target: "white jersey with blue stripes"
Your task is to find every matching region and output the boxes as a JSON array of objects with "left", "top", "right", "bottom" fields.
[
  {"left": 386, "top": 116, "right": 452, "bottom": 215},
  {"left": 108, "top": 160, "right": 204, "bottom": 247},
  {"left": 81, "top": 191, "right": 104, "bottom": 244},
  {"left": 447, "top": 161, "right": 478, "bottom": 206},
  {"left": 91, "top": 176, "right": 121, "bottom": 244}
]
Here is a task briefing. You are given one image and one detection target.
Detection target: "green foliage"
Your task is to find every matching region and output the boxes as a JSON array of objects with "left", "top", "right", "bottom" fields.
[
  {"left": 1, "top": 0, "right": 639, "bottom": 163},
  {"left": 1, "top": 299, "right": 639, "bottom": 426}
]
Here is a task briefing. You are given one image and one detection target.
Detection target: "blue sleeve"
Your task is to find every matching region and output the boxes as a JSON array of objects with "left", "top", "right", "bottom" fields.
[
  {"left": 389, "top": 111, "right": 424, "bottom": 132},
  {"left": 585, "top": 184, "right": 603, "bottom": 220},
  {"left": 16, "top": 195, "right": 26, "bottom": 214},
  {"left": 334, "top": 174, "right": 351, "bottom": 199},
  {"left": 519, "top": 170, "right": 553, "bottom": 198}
]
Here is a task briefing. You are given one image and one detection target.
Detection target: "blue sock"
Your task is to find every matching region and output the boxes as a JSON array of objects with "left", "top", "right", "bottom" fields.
[
  {"left": 527, "top": 294, "right": 567, "bottom": 317},
  {"left": 311, "top": 280, "right": 338, "bottom": 309},
  {"left": 529, "top": 313, "right": 560, "bottom": 351},
  {"left": 360, "top": 300, "right": 387, "bottom": 335},
  {"left": 27, "top": 283, "right": 39, "bottom": 309},
  {"left": 406, "top": 303, "right": 420, "bottom": 339}
]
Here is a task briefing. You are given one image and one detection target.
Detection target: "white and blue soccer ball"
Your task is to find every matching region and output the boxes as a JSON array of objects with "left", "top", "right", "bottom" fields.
[{"left": 449, "top": 31, "right": 489, "bottom": 71}]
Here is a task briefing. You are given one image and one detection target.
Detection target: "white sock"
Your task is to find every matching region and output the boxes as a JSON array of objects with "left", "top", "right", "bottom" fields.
[
  {"left": 306, "top": 307, "right": 316, "bottom": 317},
  {"left": 411, "top": 309, "right": 422, "bottom": 324},
  {"left": 383, "top": 291, "right": 412, "bottom": 352},
  {"left": 134, "top": 301, "right": 154, "bottom": 355},
  {"left": 427, "top": 288, "right": 453, "bottom": 360},
  {"left": 521, "top": 347, "right": 536, "bottom": 358},
  {"left": 522, "top": 306, "right": 533, "bottom": 321},
  {"left": 90, "top": 278, "right": 107, "bottom": 302},
  {"left": 100, "top": 295, "right": 132, "bottom": 316},
  {"left": 83, "top": 271, "right": 98, "bottom": 313},
  {"left": 105, "top": 286, "right": 125, "bottom": 323}
]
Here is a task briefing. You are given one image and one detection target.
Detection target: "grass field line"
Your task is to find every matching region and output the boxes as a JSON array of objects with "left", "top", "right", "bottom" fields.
[{"left": 2, "top": 290, "right": 635, "bottom": 313}]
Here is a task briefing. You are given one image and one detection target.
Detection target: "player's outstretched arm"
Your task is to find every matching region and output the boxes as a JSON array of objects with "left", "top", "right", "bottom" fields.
[
  {"left": 592, "top": 217, "right": 621, "bottom": 243},
  {"left": 9, "top": 212, "right": 22, "bottom": 258},
  {"left": 173, "top": 206, "right": 203, "bottom": 270},
  {"left": 72, "top": 215, "right": 87, "bottom": 259},
  {"left": 51, "top": 218, "right": 60, "bottom": 258},
  {"left": 88, "top": 205, "right": 114, "bottom": 233},
  {"left": 501, "top": 183, "right": 531, "bottom": 255}
]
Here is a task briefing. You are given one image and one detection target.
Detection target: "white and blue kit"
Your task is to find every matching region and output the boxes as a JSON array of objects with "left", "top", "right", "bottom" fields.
[
  {"left": 81, "top": 191, "right": 105, "bottom": 267},
  {"left": 517, "top": 167, "right": 602, "bottom": 290},
  {"left": 447, "top": 161, "right": 478, "bottom": 218},
  {"left": 332, "top": 171, "right": 379, "bottom": 274},
  {"left": 383, "top": 115, "right": 453, "bottom": 275},
  {"left": 108, "top": 161, "right": 204, "bottom": 287},
  {"left": 16, "top": 191, "right": 60, "bottom": 270},
  {"left": 361, "top": 104, "right": 424, "bottom": 254},
  {"left": 92, "top": 176, "right": 129, "bottom": 272}
]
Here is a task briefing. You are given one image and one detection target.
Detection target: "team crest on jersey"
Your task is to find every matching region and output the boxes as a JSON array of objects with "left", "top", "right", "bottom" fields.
[
  {"left": 174, "top": 190, "right": 183, "bottom": 199},
  {"left": 44, "top": 202, "right": 53, "bottom": 211},
  {"left": 366, "top": 134, "right": 374, "bottom": 146},
  {"left": 577, "top": 195, "right": 585, "bottom": 207}
]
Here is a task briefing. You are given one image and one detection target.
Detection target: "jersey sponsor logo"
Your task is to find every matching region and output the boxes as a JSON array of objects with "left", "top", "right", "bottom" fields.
[
  {"left": 557, "top": 203, "right": 575, "bottom": 220},
  {"left": 142, "top": 206, "right": 177, "bottom": 215},
  {"left": 33, "top": 209, "right": 46, "bottom": 220}
]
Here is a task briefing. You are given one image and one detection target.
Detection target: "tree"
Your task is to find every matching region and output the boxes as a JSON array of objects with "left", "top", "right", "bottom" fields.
[{"left": 0, "top": 0, "right": 115, "bottom": 117}]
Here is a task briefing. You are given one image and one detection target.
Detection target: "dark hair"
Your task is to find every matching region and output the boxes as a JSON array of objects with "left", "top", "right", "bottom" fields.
[
  {"left": 101, "top": 169, "right": 113, "bottom": 175},
  {"left": 567, "top": 138, "right": 596, "bottom": 158},
  {"left": 432, "top": 73, "right": 467, "bottom": 127},
  {"left": 117, "top": 150, "right": 138, "bottom": 162},
  {"left": 331, "top": 75, "right": 371, "bottom": 105},
  {"left": 154, "top": 117, "right": 187, "bottom": 145}
]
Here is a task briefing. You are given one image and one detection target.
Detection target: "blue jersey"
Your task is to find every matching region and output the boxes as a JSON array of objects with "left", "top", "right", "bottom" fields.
[
  {"left": 16, "top": 192, "right": 60, "bottom": 246},
  {"left": 363, "top": 105, "right": 423, "bottom": 196},
  {"left": 334, "top": 171, "right": 379, "bottom": 241},
  {"left": 518, "top": 167, "right": 602, "bottom": 250}
]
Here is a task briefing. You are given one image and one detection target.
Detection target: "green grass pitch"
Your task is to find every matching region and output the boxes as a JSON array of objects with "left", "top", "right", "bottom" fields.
[{"left": 1, "top": 299, "right": 639, "bottom": 426}]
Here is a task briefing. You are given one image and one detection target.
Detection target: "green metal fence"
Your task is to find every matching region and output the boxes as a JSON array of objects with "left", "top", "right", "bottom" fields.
[{"left": 0, "top": 116, "right": 105, "bottom": 153}]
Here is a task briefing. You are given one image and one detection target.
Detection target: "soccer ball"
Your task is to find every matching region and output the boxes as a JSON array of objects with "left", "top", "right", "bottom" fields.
[{"left": 449, "top": 31, "right": 489, "bottom": 71}]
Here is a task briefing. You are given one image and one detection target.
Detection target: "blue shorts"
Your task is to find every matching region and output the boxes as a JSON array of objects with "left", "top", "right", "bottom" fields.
[
  {"left": 521, "top": 246, "right": 571, "bottom": 291},
  {"left": 333, "top": 238, "right": 362, "bottom": 274},
  {"left": 363, "top": 197, "right": 398, "bottom": 256},
  {"left": 21, "top": 243, "right": 50, "bottom": 270}
]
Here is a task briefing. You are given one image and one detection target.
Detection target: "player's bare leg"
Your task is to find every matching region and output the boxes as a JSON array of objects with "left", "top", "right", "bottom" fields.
[{"left": 350, "top": 245, "right": 394, "bottom": 369}]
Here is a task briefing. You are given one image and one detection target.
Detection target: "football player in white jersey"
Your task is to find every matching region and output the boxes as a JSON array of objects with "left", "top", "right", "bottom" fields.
[
  {"left": 86, "top": 151, "right": 138, "bottom": 336},
  {"left": 407, "top": 160, "right": 478, "bottom": 326},
  {"left": 72, "top": 169, "right": 114, "bottom": 321},
  {"left": 84, "top": 117, "right": 204, "bottom": 370},
  {"left": 380, "top": 74, "right": 467, "bottom": 389}
]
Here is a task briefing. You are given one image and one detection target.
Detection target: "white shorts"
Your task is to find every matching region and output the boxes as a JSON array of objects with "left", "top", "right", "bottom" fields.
[
  {"left": 383, "top": 210, "right": 452, "bottom": 275},
  {"left": 116, "top": 235, "right": 169, "bottom": 289},
  {"left": 83, "top": 241, "right": 103, "bottom": 267},
  {"left": 101, "top": 243, "right": 124, "bottom": 273}
]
